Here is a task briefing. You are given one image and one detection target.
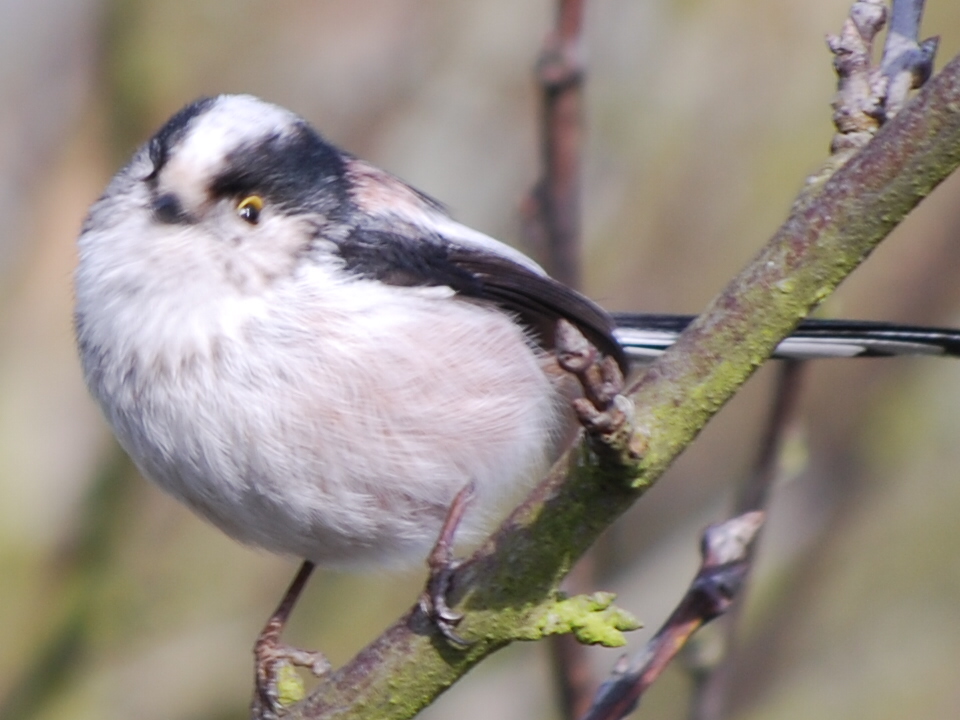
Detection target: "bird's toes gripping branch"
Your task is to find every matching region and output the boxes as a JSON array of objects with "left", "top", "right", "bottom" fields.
[
  {"left": 555, "top": 319, "right": 636, "bottom": 465},
  {"left": 253, "top": 626, "right": 330, "bottom": 718},
  {"left": 251, "top": 561, "right": 330, "bottom": 718}
]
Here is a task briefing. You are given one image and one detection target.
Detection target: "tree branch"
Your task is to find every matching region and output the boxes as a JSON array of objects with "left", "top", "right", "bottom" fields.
[
  {"left": 522, "top": 0, "right": 586, "bottom": 287},
  {"left": 685, "top": 361, "right": 806, "bottom": 720},
  {"left": 581, "top": 512, "right": 765, "bottom": 720},
  {"left": 524, "top": 3, "right": 597, "bottom": 716},
  {"left": 827, "top": 0, "right": 888, "bottom": 158},
  {"left": 827, "top": 0, "right": 938, "bottom": 161},
  {"left": 275, "top": 51, "right": 960, "bottom": 720},
  {"left": 880, "top": 0, "right": 938, "bottom": 118}
]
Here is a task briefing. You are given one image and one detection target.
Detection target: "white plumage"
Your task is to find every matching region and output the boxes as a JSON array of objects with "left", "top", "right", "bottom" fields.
[{"left": 75, "top": 95, "right": 568, "bottom": 568}]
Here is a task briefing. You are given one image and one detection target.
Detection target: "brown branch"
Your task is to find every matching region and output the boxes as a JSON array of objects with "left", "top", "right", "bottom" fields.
[
  {"left": 274, "top": 52, "right": 960, "bottom": 720},
  {"left": 736, "top": 361, "right": 807, "bottom": 515},
  {"left": 523, "top": 0, "right": 586, "bottom": 288},
  {"left": 627, "top": 51, "right": 960, "bottom": 475},
  {"left": 525, "top": 2, "right": 597, "bottom": 716},
  {"left": 550, "top": 559, "right": 601, "bottom": 720},
  {"left": 827, "top": 0, "right": 938, "bottom": 161},
  {"left": 581, "top": 512, "right": 765, "bottom": 720},
  {"left": 827, "top": 0, "right": 889, "bottom": 158},
  {"left": 685, "top": 361, "right": 807, "bottom": 720},
  {"left": 680, "top": 7, "right": 936, "bottom": 711}
]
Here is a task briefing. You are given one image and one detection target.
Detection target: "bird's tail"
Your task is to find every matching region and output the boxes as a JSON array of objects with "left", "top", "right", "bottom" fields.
[{"left": 612, "top": 313, "right": 960, "bottom": 361}]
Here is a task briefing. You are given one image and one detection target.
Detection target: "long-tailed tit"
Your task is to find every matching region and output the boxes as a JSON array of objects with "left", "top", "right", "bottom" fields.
[{"left": 73, "top": 94, "right": 960, "bottom": 705}]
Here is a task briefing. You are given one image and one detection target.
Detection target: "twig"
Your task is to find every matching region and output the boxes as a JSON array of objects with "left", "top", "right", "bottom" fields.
[
  {"left": 581, "top": 512, "right": 766, "bottom": 720},
  {"left": 736, "top": 361, "right": 806, "bottom": 516},
  {"left": 685, "top": 361, "right": 806, "bottom": 720},
  {"left": 526, "top": 2, "right": 597, "bottom": 716},
  {"left": 551, "top": 558, "right": 602, "bottom": 720},
  {"left": 826, "top": 0, "right": 937, "bottom": 162},
  {"left": 880, "top": 0, "right": 938, "bottom": 118},
  {"left": 680, "top": 8, "right": 935, "bottom": 711},
  {"left": 523, "top": 0, "right": 586, "bottom": 288},
  {"left": 827, "top": 0, "right": 889, "bottom": 158}
]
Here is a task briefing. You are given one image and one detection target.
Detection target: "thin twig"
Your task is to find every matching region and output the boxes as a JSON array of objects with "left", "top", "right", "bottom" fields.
[
  {"left": 523, "top": 0, "right": 586, "bottom": 288},
  {"left": 581, "top": 512, "right": 766, "bottom": 720},
  {"left": 685, "top": 361, "right": 807, "bottom": 720},
  {"left": 736, "top": 361, "right": 806, "bottom": 515},
  {"left": 827, "top": 0, "right": 888, "bottom": 159},
  {"left": 680, "top": 8, "right": 934, "bottom": 712},
  {"left": 585, "top": 363, "right": 803, "bottom": 720},
  {"left": 880, "top": 0, "right": 938, "bottom": 118},
  {"left": 527, "top": 2, "right": 597, "bottom": 717},
  {"left": 551, "top": 558, "right": 601, "bottom": 720},
  {"left": 825, "top": 0, "right": 937, "bottom": 163}
]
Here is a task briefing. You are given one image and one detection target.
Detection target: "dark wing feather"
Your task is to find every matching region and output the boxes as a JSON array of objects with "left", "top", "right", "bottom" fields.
[
  {"left": 448, "top": 250, "right": 626, "bottom": 371},
  {"left": 335, "top": 227, "right": 626, "bottom": 371}
]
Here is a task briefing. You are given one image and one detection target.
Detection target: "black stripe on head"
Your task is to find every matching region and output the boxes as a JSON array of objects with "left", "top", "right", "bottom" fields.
[
  {"left": 145, "top": 97, "right": 217, "bottom": 182},
  {"left": 209, "top": 124, "right": 351, "bottom": 219}
]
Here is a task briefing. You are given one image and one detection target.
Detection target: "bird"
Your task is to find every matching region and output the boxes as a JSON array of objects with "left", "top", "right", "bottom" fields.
[{"left": 72, "top": 94, "right": 960, "bottom": 708}]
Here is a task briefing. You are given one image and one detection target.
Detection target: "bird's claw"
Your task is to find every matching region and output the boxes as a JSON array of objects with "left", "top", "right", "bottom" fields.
[{"left": 417, "top": 482, "right": 476, "bottom": 647}]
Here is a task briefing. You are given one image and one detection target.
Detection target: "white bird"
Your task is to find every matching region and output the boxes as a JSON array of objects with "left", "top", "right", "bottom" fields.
[{"left": 73, "top": 94, "right": 960, "bottom": 709}]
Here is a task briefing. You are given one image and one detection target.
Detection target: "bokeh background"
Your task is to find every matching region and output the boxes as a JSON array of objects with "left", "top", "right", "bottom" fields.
[{"left": 3, "top": 1, "right": 960, "bottom": 719}]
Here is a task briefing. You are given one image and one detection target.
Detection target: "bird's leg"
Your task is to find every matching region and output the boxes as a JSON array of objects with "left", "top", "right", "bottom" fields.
[
  {"left": 418, "top": 480, "right": 477, "bottom": 646},
  {"left": 253, "top": 560, "right": 330, "bottom": 714}
]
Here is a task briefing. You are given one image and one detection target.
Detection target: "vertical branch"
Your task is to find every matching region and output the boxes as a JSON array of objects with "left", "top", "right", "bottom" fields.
[
  {"left": 827, "top": 0, "right": 888, "bottom": 159},
  {"left": 524, "top": 0, "right": 587, "bottom": 288},
  {"left": 826, "top": 0, "right": 937, "bottom": 162},
  {"left": 685, "top": 362, "right": 806, "bottom": 720},
  {"left": 526, "top": 2, "right": 592, "bottom": 717},
  {"left": 879, "top": 0, "right": 938, "bottom": 118},
  {"left": 734, "top": 362, "right": 806, "bottom": 516},
  {"left": 549, "top": 559, "right": 599, "bottom": 720},
  {"left": 682, "top": 4, "right": 938, "bottom": 717}
]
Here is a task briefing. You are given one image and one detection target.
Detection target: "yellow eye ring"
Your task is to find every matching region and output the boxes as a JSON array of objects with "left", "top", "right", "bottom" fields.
[{"left": 237, "top": 195, "right": 264, "bottom": 224}]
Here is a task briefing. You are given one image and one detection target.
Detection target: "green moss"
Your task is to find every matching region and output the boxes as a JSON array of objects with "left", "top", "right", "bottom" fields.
[
  {"left": 529, "top": 592, "right": 640, "bottom": 647},
  {"left": 276, "top": 663, "right": 307, "bottom": 708}
]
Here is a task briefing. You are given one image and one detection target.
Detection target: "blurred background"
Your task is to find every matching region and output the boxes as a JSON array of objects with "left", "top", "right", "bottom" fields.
[{"left": 2, "top": 1, "right": 960, "bottom": 719}]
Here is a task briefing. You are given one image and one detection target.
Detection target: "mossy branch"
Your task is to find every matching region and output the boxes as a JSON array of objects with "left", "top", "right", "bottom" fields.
[{"left": 278, "top": 51, "right": 960, "bottom": 720}]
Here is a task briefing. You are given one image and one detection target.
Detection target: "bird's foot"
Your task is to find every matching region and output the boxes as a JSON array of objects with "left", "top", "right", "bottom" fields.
[
  {"left": 254, "top": 633, "right": 330, "bottom": 715},
  {"left": 417, "top": 481, "right": 476, "bottom": 647},
  {"left": 556, "top": 319, "right": 630, "bottom": 439},
  {"left": 251, "top": 561, "right": 328, "bottom": 717}
]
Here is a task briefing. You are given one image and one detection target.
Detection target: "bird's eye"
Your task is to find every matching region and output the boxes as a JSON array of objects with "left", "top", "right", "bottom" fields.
[{"left": 236, "top": 195, "right": 264, "bottom": 224}]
